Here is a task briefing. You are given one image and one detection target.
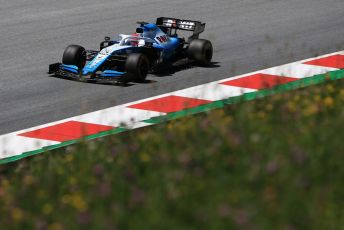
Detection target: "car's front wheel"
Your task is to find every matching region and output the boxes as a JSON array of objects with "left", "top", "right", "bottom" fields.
[
  {"left": 62, "top": 45, "right": 86, "bottom": 70},
  {"left": 125, "top": 53, "right": 149, "bottom": 82}
]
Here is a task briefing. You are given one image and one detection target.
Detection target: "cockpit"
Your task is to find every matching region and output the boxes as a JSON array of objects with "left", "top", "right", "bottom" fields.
[
  {"left": 122, "top": 37, "right": 140, "bottom": 46},
  {"left": 118, "top": 34, "right": 155, "bottom": 47}
]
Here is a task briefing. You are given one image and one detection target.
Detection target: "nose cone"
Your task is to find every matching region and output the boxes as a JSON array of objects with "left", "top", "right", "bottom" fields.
[
  {"left": 82, "top": 69, "right": 91, "bottom": 75},
  {"left": 82, "top": 53, "right": 108, "bottom": 75}
]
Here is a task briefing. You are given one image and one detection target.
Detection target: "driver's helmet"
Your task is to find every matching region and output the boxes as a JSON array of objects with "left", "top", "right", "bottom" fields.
[{"left": 130, "top": 33, "right": 140, "bottom": 46}]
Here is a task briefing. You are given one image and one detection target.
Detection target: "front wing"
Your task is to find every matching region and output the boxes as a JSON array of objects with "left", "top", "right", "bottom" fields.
[{"left": 48, "top": 63, "right": 127, "bottom": 83}]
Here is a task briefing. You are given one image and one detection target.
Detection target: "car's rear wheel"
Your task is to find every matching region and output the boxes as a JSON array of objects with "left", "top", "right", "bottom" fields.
[
  {"left": 187, "top": 39, "right": 213, "bottom": 66},
  {"left": 62, "top": 45, "right": 86, "bottom": 70},
  {"left": 125, "top": 53, "right": 149, "bottom": 82}
]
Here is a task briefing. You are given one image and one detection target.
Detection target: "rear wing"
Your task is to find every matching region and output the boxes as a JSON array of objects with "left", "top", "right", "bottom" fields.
[{"left": 156, "top": 17, "right": 206, "bottom": 41}]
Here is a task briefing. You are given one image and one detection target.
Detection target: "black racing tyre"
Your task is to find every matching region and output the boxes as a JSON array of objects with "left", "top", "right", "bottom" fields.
[
  {"left": 62, "top": 45, "right": 86, "bottom": 70},
  {"left": 125, "top": 53, "right": 149, "bottom": 82},
  {"left": 187, "top": 39, "right": 213, "bottom": 66}
]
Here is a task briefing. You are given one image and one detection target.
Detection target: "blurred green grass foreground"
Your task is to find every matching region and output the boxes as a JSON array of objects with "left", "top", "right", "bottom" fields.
[{"left": 1, "top": 78, "right": 344, "bottom": 229}]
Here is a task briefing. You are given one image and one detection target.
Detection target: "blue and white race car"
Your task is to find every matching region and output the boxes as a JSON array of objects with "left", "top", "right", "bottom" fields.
[{"left": 49, "top": 17, "right": 213, "bottom": 83}]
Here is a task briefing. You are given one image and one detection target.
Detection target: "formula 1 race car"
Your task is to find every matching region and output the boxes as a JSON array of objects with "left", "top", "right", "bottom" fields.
[{"left": 48, "top": 17, "right": 213, "bottom": 83}]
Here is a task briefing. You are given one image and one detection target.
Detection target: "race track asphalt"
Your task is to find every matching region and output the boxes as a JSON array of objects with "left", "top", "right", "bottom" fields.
[{"left": 0, "top": 0, "right": 343, "bottom": 135}]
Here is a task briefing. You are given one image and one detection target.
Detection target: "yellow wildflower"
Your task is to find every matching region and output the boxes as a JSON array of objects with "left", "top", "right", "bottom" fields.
[
  {"left": 222, "top": 116, "right": 233, "bottom": 126},
  {"left": 56, "top": 167, "right": 64, "bottom": 176},
  {"left": 68, "top": 177, "right": 76, "bottom": 185},
  {"left": 11, "top": 207, "right": 23, "bottom": 221},
  {"left": 216, "top": 109, "right": 225, "bottom": 117},
  {"left": 42, "top": 203, "right": 53, "bottom": 215},
  {"left": 326, "top": 84, "right": 334, "bottom": 93},
  {"left": 287, "top": 101, "right": 297, "bottom": 112},
  {"left": 340, "top": 89, "right": 344, "bottom": 98},
  {"left": 71, "top": 194, "right": 88, "bottom": 212},
  {"left": 167, "top": 123, "right": 174, "bottom": 131},
  {"left": 314, "top": 95, "right": 321, "bottom": 102},
  {"left": 36, "top": 190, "right": 46, "bottom": 199},
  {"left": 293, "top": 95, "right": 300, "bottom": 102},
  {"left": 65, "top": 154, "right": 74, "bottom": 162},
  {"left": 257, "top": 111, "right": 266, "bottom": 119},
  {"left": 1, "top": 179, "right": 10, "bottom": 189},
  {"left": 61, "top": 194, "right": 70, "bottom": 204},
  {"left": 323, "top": 97, "right": 334, "bottom": 108},
  {"left": 61, "top": 194, "right": 87, "bottom": 212},
  {"left": 140, "top": 153, "right": 151, "bottom": 163},
  {"left": 265, "top": 103, "right": 273, "bottom": 111},
  {"left": 23, "top": 175, "right": 34, "bottom": 186},
  {"left": 48, "top": 222, "right": 64, "bottom": 230},
  {"left": 303, "top": 104, "right": 318, "bottom": 116}
]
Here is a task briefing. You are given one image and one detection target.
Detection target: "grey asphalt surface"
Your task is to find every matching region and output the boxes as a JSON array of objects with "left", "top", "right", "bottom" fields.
[{"left": 0, "top": 0, "right": 343, "bottom": 135}]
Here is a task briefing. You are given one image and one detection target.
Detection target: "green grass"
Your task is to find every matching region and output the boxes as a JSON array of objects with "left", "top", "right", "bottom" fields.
[{"left": 1, "top": 78, "right": 344, "bottom": 229}]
